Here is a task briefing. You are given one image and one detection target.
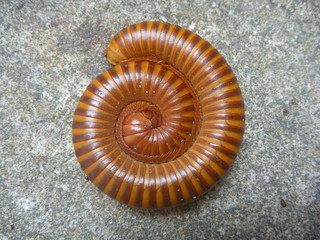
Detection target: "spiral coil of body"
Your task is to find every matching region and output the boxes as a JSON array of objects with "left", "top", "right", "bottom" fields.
[{"left": 72, "top": 21, "right": 245, "bottom": 208}]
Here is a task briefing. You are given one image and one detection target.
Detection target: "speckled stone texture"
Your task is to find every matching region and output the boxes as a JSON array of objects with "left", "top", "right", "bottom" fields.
[{"left": 0, "top": 0, "right": 319, "bottom": 239}]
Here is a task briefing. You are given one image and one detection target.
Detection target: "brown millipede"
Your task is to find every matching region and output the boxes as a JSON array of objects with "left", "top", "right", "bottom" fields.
[{"left": 72, "top": 21, "right": 245, "bottom": 208}]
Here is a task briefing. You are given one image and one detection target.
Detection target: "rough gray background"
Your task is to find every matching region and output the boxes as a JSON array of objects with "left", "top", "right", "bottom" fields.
[{"left": 1, "top": 0, "right": 319, "bottom": 239}]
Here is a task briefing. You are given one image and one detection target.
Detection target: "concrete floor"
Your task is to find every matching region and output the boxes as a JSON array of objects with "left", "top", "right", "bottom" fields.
[{"left": 1, "top": 0, "right": 319, "bottom": 239}]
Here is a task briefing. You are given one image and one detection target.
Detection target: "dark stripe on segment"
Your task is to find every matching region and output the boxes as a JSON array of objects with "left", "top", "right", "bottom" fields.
[
  {"left": 96, "top": 74, "right": 122, "bottom": 102},
  {"left": 193, "top": 143, "right": 230, "bottom": 170},
  {"left": 211, "top": 64, "right": 233, "bottom": 80},
  {"left": 196, "top": 64, "right": 231, "bottom": 90},
  {"left": 88, "top": 150, "right": 121, "bottom": 181},
  {"left": 79, "top": 95, "right": 115, "bottom": 115},
  {"left": 144, "top": 61, "right": 154, "bottom": 95},
  {"left": 202, "top": 122, "right": 244, "bottom": 134},
  {"left": 167, "top": 105, "right": 194, "bottom": 115},
  {"left": 144, "top": 22, "right": 154, "bottom": 55},
  {"left": 167, "top": 27, "right": 185, "bottom": 64},
  {"left": 203, "top": 113, "right": 245, "bottom": 121},
  {"left": 207, "top": 131, "right": 242, "bottom": 147},
  {"left": 157, "top": 164, "right": 171, "bottom": 207},
  {"left": 147, "top": 166, "right": 157, "bottom": 208},
  {"left": 151, "top": 128, "right": 165, "bottom": 154},
  {"left": 168, "top": 113, "right": 194, "bottom": 122},
  {"left": 161, "top": 126, "right": 184, "bottom": 147},
  {"left": 154, "top": 74, "right": 178, "bottom": 106},
  {"left": 202, "top": 88, "right": 241, "bottom": 105},
  {"left": 80, "top": 143, "right": 117, "bottom": 169},
  {"left": 97, "top": 152, "right": 124, "bottom": 192},
  {"left": 86, "top": 83, "right": 118, "bottom": 106},
  {"left": 134, "top": 61, "right": 142, "bottom": 90},
  {"left": 139, "top": 61, "right": 154, "bottom": 95},
  {"left": 166, "top": 163, "right": 184, "bottom": 205},
  {"left": 203, "top": 101, "right": 244, "bottom": 112},
  {"left": 149, "top": 22, "right": 159, "bottom": 56},
  {"left": 149, "top": 64, "right": 167, "bottom": 98},
  {"left": 89, "top": 149, "right": 120, "bottom": 180},
  {"left": 108, "top": 67, "right": 129, "bottom": 97},
  {"left": 167, "top": 120, "right": 193, "bottom": 134},
  {"left": 133, "top": 164, "right": 146, "bottom": 207},
  {"left": 169, "top": 120, "right": 193, "bottom": 133},
  {"left": 158, "top": 84, "right": 186, "bottom": 108},
  {"left": 188, "top": 150, "right": 221, "bottom": 182},
  {"left": 120, "top": 162, "right": 139, "bottom": 204},
  {"left": 207, "top": 88, "right": 242, "bottom": 103},
  {"left": 75, "top": 138, "right": 113, "bottom": 157},
  {"left": 168, "top": 81, "right": 194, "bottom": 97},
  {"left": 162, "top": 25, "right": 180, "bottom": 63},
  {"left": 187, "top": 47, "right": 221, "bottom": 78},
  {"left": 139, "top": 22, "right": 149, "bottom": 56},
  {"left": 153, "top": 22, "right": 163, "bottom": 57},
  {"left": 170, "top": 28, "right": 190, "bottom": 66},
  {"left": 163, "top": 94, "right": 194, "bottom": 112},
  {"left": 197, "top": 137, "right": 236, "bottom": 160},
  {"left": 182, "top": 40, "right": 212, "bottom": 75},
  {"left": 135, "top": 132, "right": 154, "bottom": 155},
  {"left": 108, "top": 159, "right": 132, "bottom": 199},
  {"left": 73, "top": 131, "right": 113, "bottom": 143},
  {"left": 160, "top": 81, "right": 191, "bottom": 104},
  {"left": 176, "top": 34, "right": 202, "bottom": 71},
  {"left": 157, "top": 22, "right": 171, "bottom": 60},
  {"left": 87, "top": 157, "right": 113, "bottom": 181},
  {"left": 112, "top": 33, "right": 129, "bottom": 61},
  {"left": 124, "top": 26, "right": 136, "bottom": 55},
  {"left": 130, "top": 23, "right": 143, "bottom": 56},
  {"left": 159, "top": 23, "right": 177, "bottom": 62},
  {"left": 173, "top": 160, "right": 198, "bottom": 199},
  {"left": 197, "top": 73, "right": 236, "bottom": 94},
  {"left": 74, "top": 109, "right": 115, "bottom": 122},
  {"left": 119, "top": 28, "right": 135, "bottom": 59},
  {"left": 181, "top": 155, "right": 211, "bottom": 191},
  {"left": 72, "top": 121, "right": 113, "bottom": 130},
  {"left": 154, "top": 128, "right": 170, "bottom": 153},
  {"left": 145, "top": 131, "right": 159, "bottom": 155},
  {"left": 156, "top": 74, "right": 186, "bottom": 106},
  {"left": 119, "top": 62, "right": 135, "bottom": 94},
  {"left": 169, "top": 116, "right": 194, "bottom": 127}
]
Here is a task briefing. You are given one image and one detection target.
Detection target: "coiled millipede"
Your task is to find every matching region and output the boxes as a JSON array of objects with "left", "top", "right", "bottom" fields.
[{"left": 72, "top": 21, "right": 245, "bottom": 208}]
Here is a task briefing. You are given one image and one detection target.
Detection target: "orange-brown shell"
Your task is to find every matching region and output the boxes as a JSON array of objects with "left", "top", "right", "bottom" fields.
[{"left": 72, "top": 21, "right": 245, "bottom": 208}]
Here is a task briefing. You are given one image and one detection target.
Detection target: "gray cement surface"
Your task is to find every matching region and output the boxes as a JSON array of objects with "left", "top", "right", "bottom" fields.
[{"left": 1, "top": 0, "right": 319, "bottom": 239}]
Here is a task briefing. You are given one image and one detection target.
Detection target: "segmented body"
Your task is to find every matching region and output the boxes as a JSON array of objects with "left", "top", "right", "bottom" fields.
[{"left": 72, "top": 22, "right": 245, "bottom": 208}]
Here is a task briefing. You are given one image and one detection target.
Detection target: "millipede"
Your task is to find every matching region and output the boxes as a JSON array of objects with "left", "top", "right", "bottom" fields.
[{"left": 72, "top": 21, "right": 245, "bottom": 208}]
